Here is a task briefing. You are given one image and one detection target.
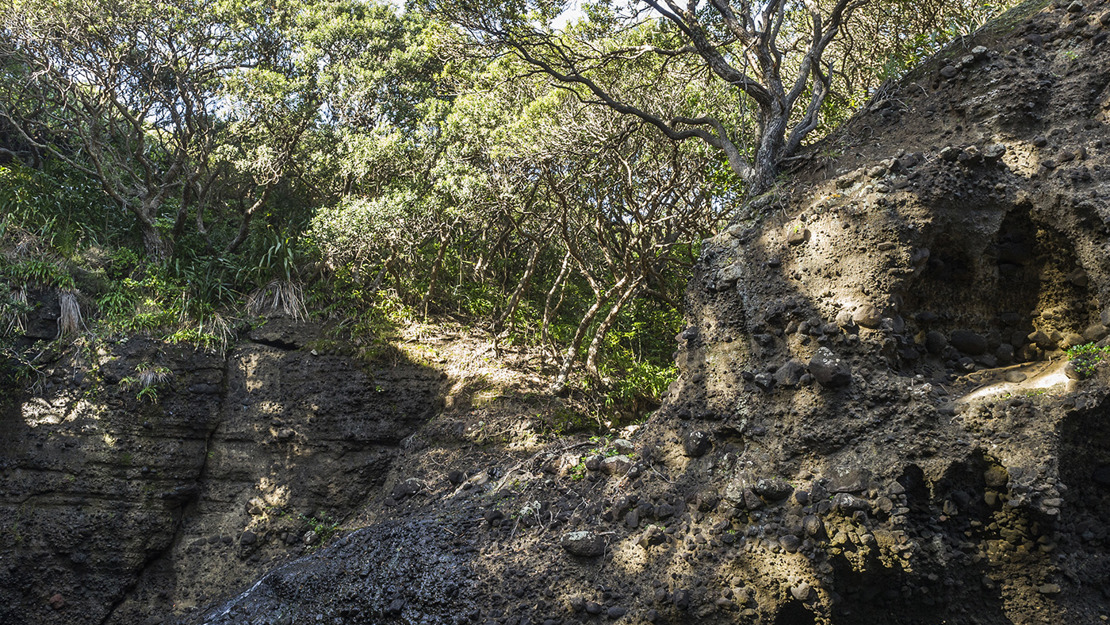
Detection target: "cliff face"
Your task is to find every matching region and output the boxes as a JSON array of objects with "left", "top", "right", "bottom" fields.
[
  {"left": 3, "top": 2, "right": 1110, "bottom": 625},
  {"left": 0, "top": 320, "right": 444, "bottom": 625},
  {"left": 648, "top": 0, "right": 1110, "bottom": 619}
]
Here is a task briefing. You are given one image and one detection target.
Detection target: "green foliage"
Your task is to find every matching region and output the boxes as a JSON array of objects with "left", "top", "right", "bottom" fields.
[
  {"left": 120, "top": 363, "right": 173, "bottom": 403},
  {"left": 300, "top": 512, "right": 341, "bottom": 546},
  {"left": 0, "top": 257, "right": 74, "bottom": 290},
  {"left": 1066, "top": 343, "right": 1110, "bottom": 378},
  {"left": 0, "top": 0, "right": 1019, "bottom": 409},
  {"left": 0, "top": 164, "right": 124, "bottom": 254}
]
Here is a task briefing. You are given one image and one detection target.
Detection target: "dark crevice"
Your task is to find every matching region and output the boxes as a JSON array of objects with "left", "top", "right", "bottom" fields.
[{"left": 248, "top": 337, "right": 299, "bottom": 351}]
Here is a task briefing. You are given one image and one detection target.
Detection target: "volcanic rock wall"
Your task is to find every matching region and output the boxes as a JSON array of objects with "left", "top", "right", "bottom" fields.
[{"left": 0, "top": 320, "right": 443, "bottom": 625}]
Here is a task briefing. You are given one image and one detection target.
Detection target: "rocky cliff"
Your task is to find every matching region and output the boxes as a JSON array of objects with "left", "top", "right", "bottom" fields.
[
  {"left": 0, "top": 320, "right": 444, "bottom": 625},
  {"left": 3, "top": 1, "right": 1110, "bottom": 624}
]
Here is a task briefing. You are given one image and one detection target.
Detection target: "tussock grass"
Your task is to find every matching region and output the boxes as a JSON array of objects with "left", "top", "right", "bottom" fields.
[
  {"left": 57, "top": 290, "right": 83, "bottom": 338},
  {"left": 3, "top": 286, "right": 27, "bottom": 334},
  {"left": 247, "top": 280, "right": 307, "bottom": 321}
]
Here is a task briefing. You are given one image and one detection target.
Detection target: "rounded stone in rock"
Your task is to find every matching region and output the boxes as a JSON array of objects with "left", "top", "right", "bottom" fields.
[
  {"left": 958, "top": 145, "right": 981, "bottom": 163},
  {"left": 753, "top": 372, "right": 774, "bottom": 390},
  {"left": 983, "top": 143, "right": 1006, "bottom": 160},
  {"left": 1083, "top": 324, "right": 1108, "bottom": 343},
  {"left": 639, "top": 525, "right": 667, "bottom": 548},
  {"left": 561, "top": 531, "right": 606, "bottom": 557},
  {"left": 1064, "top": 360, "right": 1083, "bottom": 380},
  {"left": 950, "top": 330, "right": 988, "bottom": 355},
  {"left": 786, "top": 228, "right": 810, "bottom": 245},
  {"left": 612, "top": 438, "right": 635, "bottom": 455},
  {"left": 790, "top": 582, "right": 813, "bottom": 601},
  {"left": 1028, "top": 330, "right": 1057, "bottom": 351},
  {"left": 600, "top": 455, "right": 632, "bottom": 476},
  {"left": 683, "top": 431, "right": 712, "bottom": 458},
  {"left": 852, "top": 305, "right": 883, "bottom": 329},
  {"left": 779, "top": 535, "right": 801, "bottom": 553},
  {"left": 624, "top": 510, "right": 640, "bottom": 529},
  {"left": 996, "top": 343, "right": 1015, "bottom": 365},
  {"left": 1061, "top": 333, "right": 1084, "bottom": 350},
  {"left": 976, "top": 353, "right": 998, "bottom": 368},
  {"left": 391, "top": 478, "right": 422, "bottom": 500},
  {"left": 655, "top": 503, "right": 675, "bottom": 519},
  {"left": 808, "top": 347, "right": 852, "bottom": 388},
  {"left": 585, "top": 601, "right": 603, "bottom": 615},
  {"left": 774, "top": 360, "right": 806, "bottom": 387},
  {"left": 833, "top": 493, "right": 869, "bottom": 512},
  {"left": 607, "top": 606, "right": 628, "bottom": 619},
  {"left": 752, "top": 478, "right": 793, "bottom": 500},
  {"left": 983, "top": 466, "right": 1009, "bottom": 489},
  {"left": 1018, "top": 344, "right": 1041, "bottom": 362}
]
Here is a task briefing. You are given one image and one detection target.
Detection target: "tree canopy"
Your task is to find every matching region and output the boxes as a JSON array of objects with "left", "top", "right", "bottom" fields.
[{"left": 0, "top": 0, "right": 1016, "bottom": 400}]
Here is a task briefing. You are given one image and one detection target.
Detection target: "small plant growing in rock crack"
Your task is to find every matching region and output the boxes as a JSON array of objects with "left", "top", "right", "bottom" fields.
[
  {"left": 569, "top": 463, "right": 586, "bottom": 481},
  {"left": 120, "top": 363, "right": 172, "bottom": 403},
  {"left": 300, "top": 512, "right": 341, "bottom": 547},
  {"left": 1066, "top": 342, "right": 1110, "bottom": 379}
]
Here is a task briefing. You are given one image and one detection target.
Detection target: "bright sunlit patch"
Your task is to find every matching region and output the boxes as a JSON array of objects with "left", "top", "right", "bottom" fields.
[
  {"left": 961, "top": 361, "right": 1071, "bottom": 403},
  {"left": 258, "top": 476, "right": 291, "bottom": 509},
  {"left": 21, "top": 397, "right": 59, "bottom": 427},
  {"left": 609, "top": 535, "right": 648, "bottom": 575}
]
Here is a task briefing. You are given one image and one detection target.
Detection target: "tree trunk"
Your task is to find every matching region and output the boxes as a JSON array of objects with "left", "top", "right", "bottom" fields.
[
  {"left": 496, "top": 243, "right": 540, "bottom": 335},
  {"left": 749, "top": 110, "right": 788, "bottom": 197},
  {"left": 550, "top": 276, "right": 627, "bottom": 394},
  {"left": 541, "top": 251, "right": 572, "bottom": 361},
  {"left": 583, "top": 276, "right": 643, "bottom": 381},
  {"left": 139, "top": 219, "right": 170, "bottom": 261},
  {"left": 419, "top": 232, "right": 451, "bottom": 318}
]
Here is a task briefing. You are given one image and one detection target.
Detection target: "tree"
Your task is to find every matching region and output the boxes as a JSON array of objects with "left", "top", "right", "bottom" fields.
[
  {"left": 0, "top": 0, "right": 315, "bottom": 260},
  {"left": 430, "top": 0, "right": 869, "bottom": 197}
]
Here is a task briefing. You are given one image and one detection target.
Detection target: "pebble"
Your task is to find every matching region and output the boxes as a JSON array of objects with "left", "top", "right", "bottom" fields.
[
  {"left": 809, "top": 347, "right": 852, "bottom": 388},
  {"left": 683, "top": 431, "right": 712, "bottom": 458},
  {"left": 950, "top": 330, "right": 988, "bottom": 355},
  {"left": 852, "top": 305, "right": 883, "bottom": 329},
  {"left": 787, "top": 228, "right": 810, "bottom": 245},
  {"left": 790, "top": 582, "right": 813, "bottom": 601},
  {"left": 561, "top": 531, "right": 605, "bottom": 557}
]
